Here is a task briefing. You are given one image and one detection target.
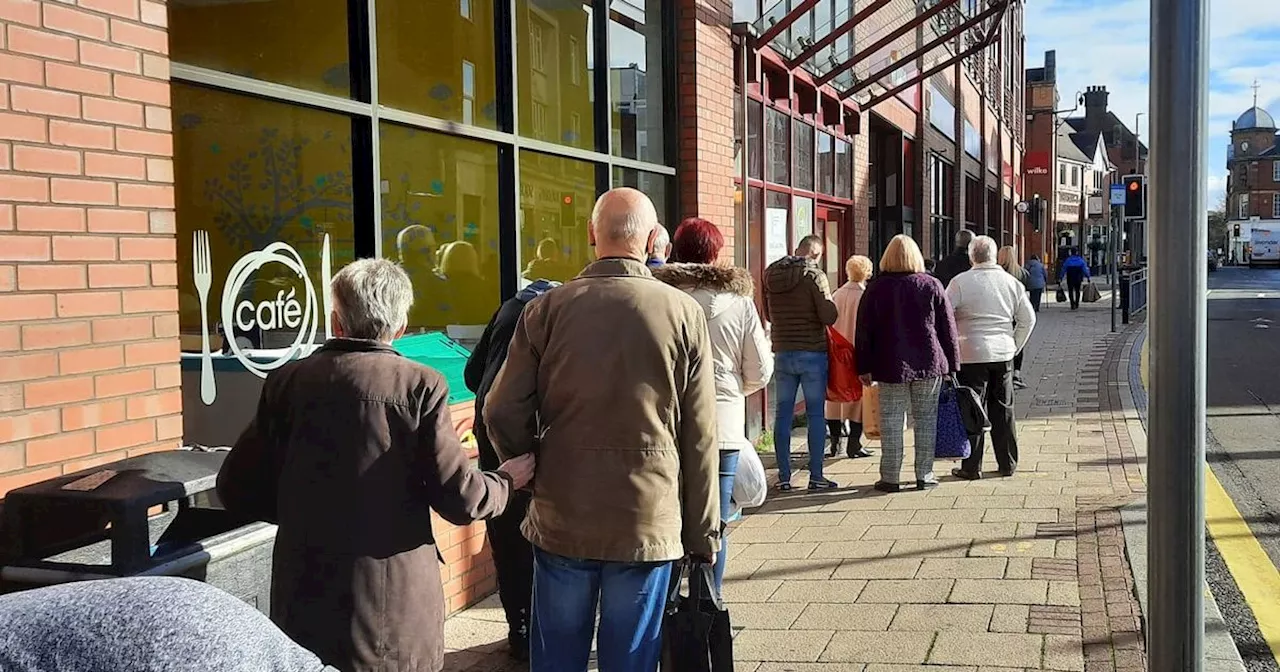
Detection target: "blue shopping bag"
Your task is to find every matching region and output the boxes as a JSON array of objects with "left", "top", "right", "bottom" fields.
[{"left": 935, "top": 381, "right": 972, "bottom": 460}]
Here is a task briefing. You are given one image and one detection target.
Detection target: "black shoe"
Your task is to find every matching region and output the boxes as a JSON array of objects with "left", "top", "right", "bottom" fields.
[
  {"left": 507, "top": 630, "right": 529, "bottom": 661},
  {"left": 951, "top": 468, "right": 982, "bottom": 481},
  {"left": 917, "top": 479, "right": 939, "bottom": 490},
  {"left": 847, "top": 447, "right": 875, "bottom": 459},
  {"left": 1013, "top": 375, "right": 1027, "bottom": 390},
  {"left": 999, "top": 467, "right": 1017, "bottom": 477},
  {"left": 874, "top": 481, "right": 902, "bottom": 493},
  {"left": 827, "top": 420, "right": 844, "bottom": 458}
]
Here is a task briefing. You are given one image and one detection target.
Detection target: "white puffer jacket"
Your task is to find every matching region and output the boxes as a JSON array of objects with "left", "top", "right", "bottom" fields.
[{"left": 652, "top": 263, "right": 774, "bottom": 452}]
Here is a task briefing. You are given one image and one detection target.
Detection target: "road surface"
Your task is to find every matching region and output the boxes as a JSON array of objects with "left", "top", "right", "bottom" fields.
[{"left": 1205, "top": 265, "right": 1280, "bottom": 670}]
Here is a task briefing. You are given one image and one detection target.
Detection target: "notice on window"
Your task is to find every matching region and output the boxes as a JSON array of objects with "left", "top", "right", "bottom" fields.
[{"left": 765, "top": 208, "right": 788, "bottom": 267}]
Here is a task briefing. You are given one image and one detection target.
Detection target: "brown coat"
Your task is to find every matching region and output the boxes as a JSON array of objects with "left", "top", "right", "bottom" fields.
[
  {"left": 484, "top": 258, "right": 720, "bottom": 563},
  {"left": 216, "top": 339, "right": 513, "bottom": 672},
  {"left": 762, "top": 256, "right": 838, "bottom": 352}
]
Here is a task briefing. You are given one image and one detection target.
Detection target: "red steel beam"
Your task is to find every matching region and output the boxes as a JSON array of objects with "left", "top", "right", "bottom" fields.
[
  {"left": 785, "top": 0, "right": 894, "bottom": 70},
  {"left": 844, "top": 0, "right": 1008, "bottom": 98},
  {"left": 816, "top": 0, "right": 961, "bottom": 87},
  {"left": 858, "top": 9, "right": 1005, "bottom": 108},
  {"left": 757, "top": 0, "right": 822, "bottom": 48}
]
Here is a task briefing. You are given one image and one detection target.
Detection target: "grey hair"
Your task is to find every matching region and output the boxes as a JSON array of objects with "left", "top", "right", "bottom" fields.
[
  {"left": 955, "top": 228, "right": 976, "bottom": 249},
  {"left": 591, "top": 189, "right": 657, "bottom": 244},
  {"left": 651, "top": 225, "right": 670, "bottom": 255},
  {"left": 968, "top": 235, "right": 998, "bottom": 264},
  {"left": 331, "top": 258, "right": 414, "bottom": 342}
]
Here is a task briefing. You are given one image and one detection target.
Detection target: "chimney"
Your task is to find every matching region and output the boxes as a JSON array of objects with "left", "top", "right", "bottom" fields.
[
  {"left": 1044, "top": 50, "right": 1056, "bottom": 82},
  {"left": 1083, "top": 85, "right": 1109, "bottom": 131}
]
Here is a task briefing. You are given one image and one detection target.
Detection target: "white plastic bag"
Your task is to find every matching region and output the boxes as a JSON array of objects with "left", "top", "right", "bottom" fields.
[{"left": 731, "top": 447, "right": 767, "bottom": 517}]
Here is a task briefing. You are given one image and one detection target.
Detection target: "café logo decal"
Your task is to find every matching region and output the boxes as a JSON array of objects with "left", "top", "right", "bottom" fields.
[{"left": 194, "top": 231, "right": 333, "bottom": 405}]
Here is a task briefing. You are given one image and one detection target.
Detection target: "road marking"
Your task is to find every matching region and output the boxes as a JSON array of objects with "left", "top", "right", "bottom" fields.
[{"left": 1205, "top": 466, "right": 1280, "bottom": 661}]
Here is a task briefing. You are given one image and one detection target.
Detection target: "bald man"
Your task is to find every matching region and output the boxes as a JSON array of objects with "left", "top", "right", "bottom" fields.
[{"left": 485, "top": 188, "right": 719, "bottom": 672}]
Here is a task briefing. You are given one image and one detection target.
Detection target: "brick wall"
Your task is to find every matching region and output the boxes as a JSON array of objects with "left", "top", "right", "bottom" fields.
[
  {"left": 675, "top": 0, "right": 734, "bottom": 246},
  {"left": 0, "top": 0, "right": 180, "bottom": 499}
]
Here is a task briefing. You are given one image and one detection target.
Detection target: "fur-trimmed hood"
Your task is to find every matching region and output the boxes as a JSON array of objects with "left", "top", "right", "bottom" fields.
[{"left": 650, "top": 263, "right": 755, "bottom": 298}]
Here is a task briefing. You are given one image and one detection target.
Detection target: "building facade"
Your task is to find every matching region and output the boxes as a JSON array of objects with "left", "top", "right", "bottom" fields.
[
  {"left": 1225, "top": 103, "right": 1280, "bottom": 262},
  {"left": 0, "top": 0, "right": 1024, "bottom": 612}
]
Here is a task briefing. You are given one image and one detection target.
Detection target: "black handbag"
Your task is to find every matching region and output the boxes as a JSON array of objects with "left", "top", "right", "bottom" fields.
[
  {"left": 660, "top": 561, "right": 734, "bottom": 672},
  {"left": 950, "top": 374, "right": 991, "bottom": 435},
  {"left": 1055, "top": 284, "right": 1067, "bottom": 303}
]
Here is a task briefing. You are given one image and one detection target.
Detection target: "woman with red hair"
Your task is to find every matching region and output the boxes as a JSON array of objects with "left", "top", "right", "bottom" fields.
[{"left": 652, "top": 217, "right": 773, "bottom": 591}]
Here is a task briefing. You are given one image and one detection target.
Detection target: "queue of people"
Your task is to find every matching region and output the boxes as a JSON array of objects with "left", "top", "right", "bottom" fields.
[{"left": 11, "top": 200, "right": 1049, "bottom": 672}]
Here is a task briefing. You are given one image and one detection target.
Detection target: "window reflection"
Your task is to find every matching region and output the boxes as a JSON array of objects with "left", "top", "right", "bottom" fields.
[
  {"left": 170, "top": 0, "right": 349, "bottom": 97},
  {"left": 610, "top": 0, "right": 664, "bottom": 163},
  {"left": 377, "top": 0, "right": 498, "bottom": 129},
  {"left": 520, "top": 152, "right": 597, "bottom": 283},
  {"left": 748, "top": 99, "right": 763, "bottom": 180},
  {"left": 517, "top": 0, "right": 595, "bottom": 150},
  {"left": 172, "top": 84, "right": 355, "bottom": 349},
  {"left": 818, "top": 132, "right": 834, "bottom": 196},
  {"left": 794, "top": 120, "right": 814, "bottom": 192},
  {"left": 380, "top": 125, "right": 501, "bottom": 332},
  {"left": 835, "top": 139, "right": 851, "bottom": 199},
  {"left": 767, "top": 108, "right": 790, "bottom": 184},
  {"left": 613, "top": 168, "right": 668, "bottom": 225}
]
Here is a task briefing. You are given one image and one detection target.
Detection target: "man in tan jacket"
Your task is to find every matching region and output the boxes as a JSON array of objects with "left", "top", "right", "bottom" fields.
[{"left": 484, "top": 188, "right": 719, "bottom": 672}]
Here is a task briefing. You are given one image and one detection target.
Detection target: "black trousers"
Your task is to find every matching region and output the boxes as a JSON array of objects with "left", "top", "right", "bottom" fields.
[
  {"left": 486, "top": 489, "right": 533, "bottom": 635},
  {"left": 1029, "top": 288, "right": 1043, "bottom": 312},
  {"left": 958, "top": 360, "right": 1019, "bottom": 475},
  {"left": 1066, "top": 275, "right": 1084, "bottom": 309}
]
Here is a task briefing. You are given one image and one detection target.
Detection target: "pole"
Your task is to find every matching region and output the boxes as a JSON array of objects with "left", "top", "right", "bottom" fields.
[
  {"left": 1110, "top": 206, "right": 1118, "bottom": 333},
  {"left": 1149, "top": 0, "right": 1208, "bottom": 667}
]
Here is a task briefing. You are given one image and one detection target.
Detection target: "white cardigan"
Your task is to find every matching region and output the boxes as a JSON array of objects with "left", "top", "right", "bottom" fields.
[{"left": 945, "top": 263, "right": 1037, "bottom": 365}]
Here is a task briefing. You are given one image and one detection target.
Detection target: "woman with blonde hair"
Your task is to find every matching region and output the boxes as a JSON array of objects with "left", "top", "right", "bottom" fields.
[
  {"left": 825, "top": 254, "right": 875, "bottom": 459},
  {"left": 997, "top": 245, "right": 1031, "bottom": 389},
  {"left": 854, "top": 235, "right": 961, "bottom": 492}
]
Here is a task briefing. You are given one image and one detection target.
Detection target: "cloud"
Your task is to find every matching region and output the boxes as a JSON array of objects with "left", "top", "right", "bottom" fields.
[{"left": 1025, "top": 0, "right": 1280, "bottom": 211}]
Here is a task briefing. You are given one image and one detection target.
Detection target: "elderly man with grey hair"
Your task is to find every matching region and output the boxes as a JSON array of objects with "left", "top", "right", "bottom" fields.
[
  {"left": 646, "top": 224, "right": 671, "bottom": 268},
  {"left": 934, "top": 228, "right": 977, "bottom": 288},
  {"left": 217, "top": 258, "right": 535, "bottom": 672},
  {"left": 485, "top": 187, "right": 719, "bottom": 672},
  {"left": 945, "top": 235, "right": 1036, "bottom": 481}
]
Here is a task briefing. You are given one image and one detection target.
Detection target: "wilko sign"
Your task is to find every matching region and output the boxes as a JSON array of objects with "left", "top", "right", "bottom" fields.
[{"left": 1025, "top": 151, "right": 1051, "bottom": 176}]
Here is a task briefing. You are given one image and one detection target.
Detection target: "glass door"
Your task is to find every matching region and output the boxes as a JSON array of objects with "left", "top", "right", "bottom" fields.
[{"left": 816, "top": 205, "right": 848, "bottom": 287}]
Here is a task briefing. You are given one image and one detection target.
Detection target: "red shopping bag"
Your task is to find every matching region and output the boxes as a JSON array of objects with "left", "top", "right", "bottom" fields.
[{"left": 826, "top": 327, "right": 862, "bottom": 403}]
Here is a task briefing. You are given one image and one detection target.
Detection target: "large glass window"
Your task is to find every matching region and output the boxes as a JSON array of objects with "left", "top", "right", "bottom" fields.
[
  {"left": 377, "top": 0, "right": 498, "bottom": 129},
  {"left": 767, "top": 108, "right": 790, "bottom": 184},
  {"left": 817, "top": 132, "right": 835, "bottom": 196},
  {"left": 835, "top": 139, "right": 851, "bottom": 199},
  {"left": 520, "top": 152, "right": 597, "bottom": 283},
  {"left": 765, "top": 190, "right": 790, "bottom": 266},
  {"left": 517, "top": 0, "right": 595, "bottom": 150},
  {"left": 793, "top": 120, "right": 814, "bottom": 192},
  {"left": 610, "top": 0, "right": 664, "bottom": 163},
  {"left": 380, "top": 125, "right": 501, "bottom": 331},
  {"left": 170, "top": 0, "right": 349, "bottom": 98},
  {"left": 173, "top": 83, "right": 356, "bottom": 349},
  {"left": 613, "top": 168, "right": 669, "bottom": 227},
  {"left": 748, "top": 99, "right": 764, "bottom": 180}
]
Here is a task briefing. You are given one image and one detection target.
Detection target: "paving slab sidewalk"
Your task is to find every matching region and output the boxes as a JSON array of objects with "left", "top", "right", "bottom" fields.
[{"left": 440, "top": 300, "right": 1151, "bottom": 672}]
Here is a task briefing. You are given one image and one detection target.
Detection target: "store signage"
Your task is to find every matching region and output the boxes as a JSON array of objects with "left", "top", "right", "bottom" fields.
[
  {"left": 1025, "top": 151, "right": 1050, "bottom": 176},
  {"left": 194, "top": 231, "right": 333, "bottom": 404}
]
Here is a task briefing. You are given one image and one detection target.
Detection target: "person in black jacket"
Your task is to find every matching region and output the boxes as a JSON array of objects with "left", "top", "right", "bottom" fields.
[
  {"left": 463, "top": 278, "right": 558, "bottom": 661},
  {"left": 933, "top": 229, "right": 976, "bottom": 288}
]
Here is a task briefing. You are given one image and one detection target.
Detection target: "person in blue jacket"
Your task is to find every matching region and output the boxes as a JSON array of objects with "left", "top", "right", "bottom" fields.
[
  {"left": 1023, "top": 255, "right": 1048, "bottom": 311},
  {"left": 1058, "top": 248, "right": 1091, "bottom": 310}
]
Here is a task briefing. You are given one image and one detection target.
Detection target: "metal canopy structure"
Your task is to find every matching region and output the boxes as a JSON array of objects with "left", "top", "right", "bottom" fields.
[{"left": 752, "top": 0, "right": 1011, "bottom": 108}]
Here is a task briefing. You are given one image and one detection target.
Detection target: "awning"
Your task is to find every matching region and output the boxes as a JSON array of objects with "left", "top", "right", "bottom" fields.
[{"left": 753, "top": 0, "right": 1010, "bottom": 108}]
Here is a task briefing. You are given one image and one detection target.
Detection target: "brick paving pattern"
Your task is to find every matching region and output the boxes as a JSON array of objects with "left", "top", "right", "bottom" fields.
[{"left": 440, "top": 300, "right": 1150, "bottom": 671}]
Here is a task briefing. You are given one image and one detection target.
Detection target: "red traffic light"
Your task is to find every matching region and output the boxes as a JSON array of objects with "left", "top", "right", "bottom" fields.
[
  {"left": 562, "top": 195, "right": 573, "bottom": 205},
  {"left": 1128, "top": 180, "right": 1140, "bottom": 191}
]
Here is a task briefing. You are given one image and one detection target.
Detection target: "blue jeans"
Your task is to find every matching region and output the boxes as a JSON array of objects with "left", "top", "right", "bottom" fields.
[
  {"left": 530, "top": 548, "right": 672, "bottom": 672},
  {"left": 773, "top": 350, "right": 829, "bottom": 484},
  {"left": 715, "top": 449, "right": 740, "bottom": 591}
]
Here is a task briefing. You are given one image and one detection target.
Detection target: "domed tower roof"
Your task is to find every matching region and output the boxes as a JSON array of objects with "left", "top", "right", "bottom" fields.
[{"left": 1236, "top": 106, "right": 1276, "bottom": 130}]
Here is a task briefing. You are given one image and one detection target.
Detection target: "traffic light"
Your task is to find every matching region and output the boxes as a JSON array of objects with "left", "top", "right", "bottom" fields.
[
  {"left": 1122, "top": 174, "right": 1146, "bottom": 220},
  {"left": 1234, "top": 223, "right": 1241, "bottom": 237},
  {"left": 560, "top": 192, "right": 575, "bottom": 227},
  {"left": 1031, "top": 195, "right": 1044, "bottom": 232}
]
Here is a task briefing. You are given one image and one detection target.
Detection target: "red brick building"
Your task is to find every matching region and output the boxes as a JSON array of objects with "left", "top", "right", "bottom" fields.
[{"left": 0, "top": 0, "right": 1024, "bottom": 613}]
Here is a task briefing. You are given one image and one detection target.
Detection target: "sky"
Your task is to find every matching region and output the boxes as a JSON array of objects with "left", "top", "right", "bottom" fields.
[{"left": 1024, "top": 0, "right": 1280, "bottom": 211}]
